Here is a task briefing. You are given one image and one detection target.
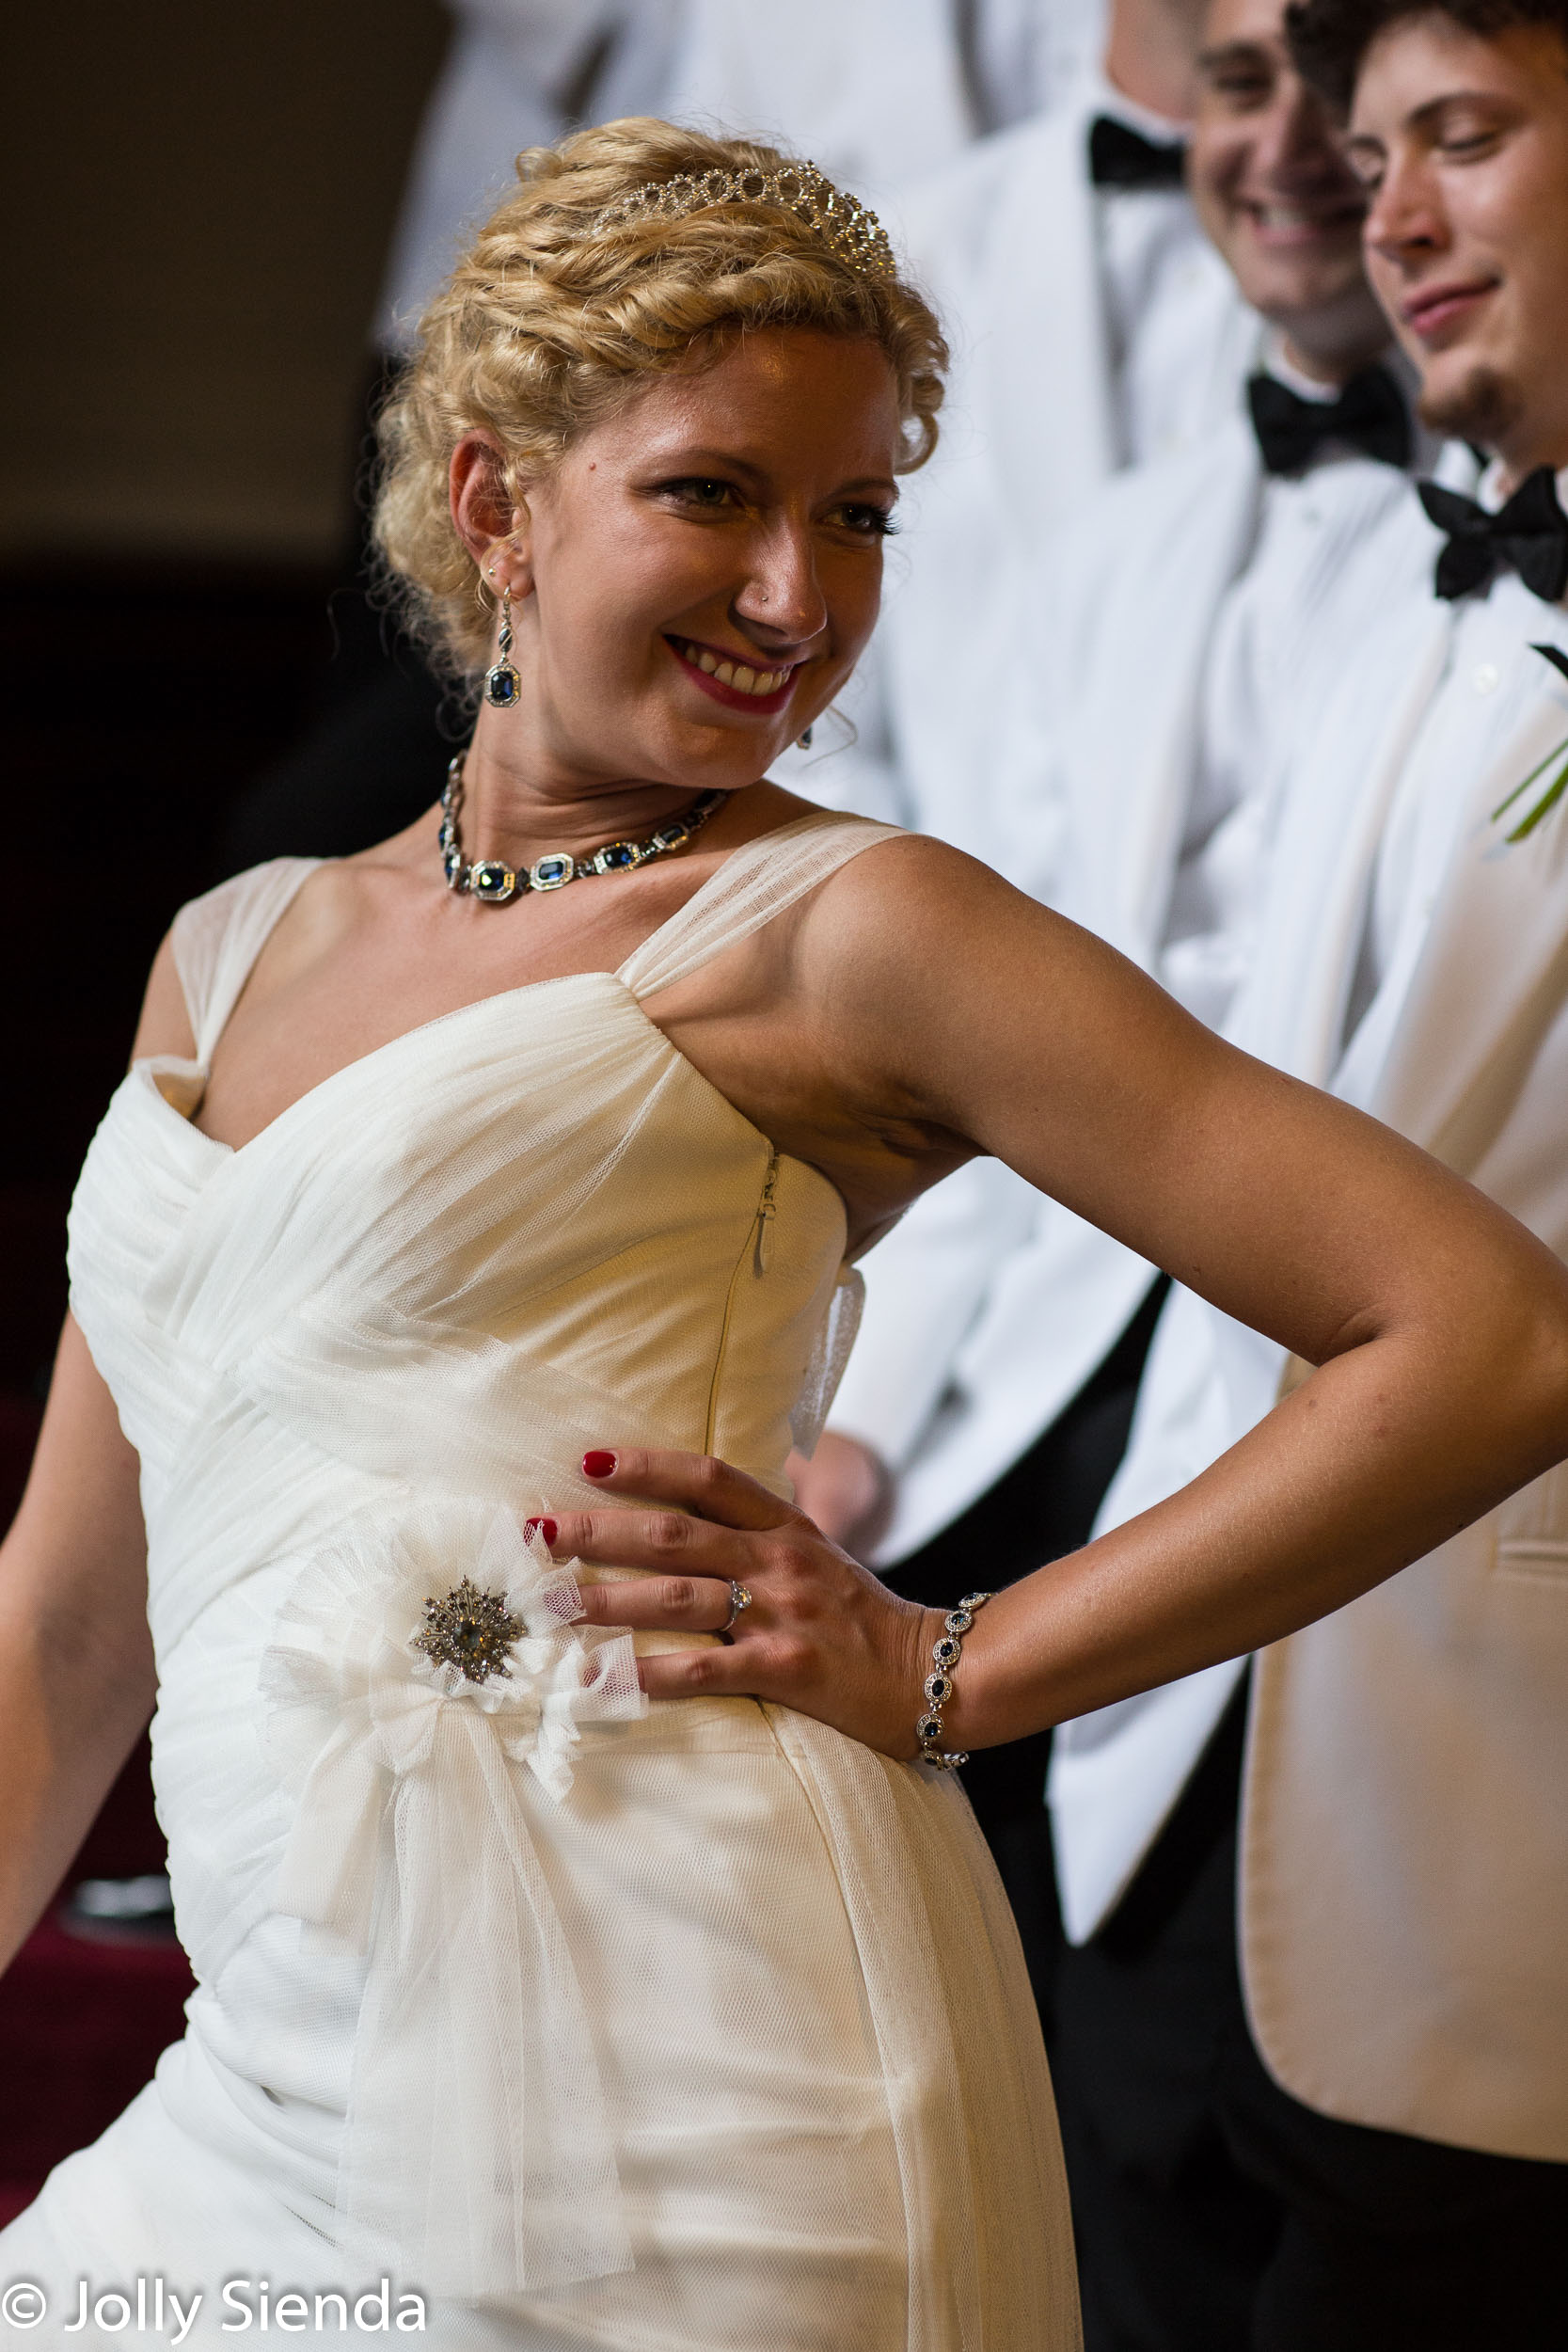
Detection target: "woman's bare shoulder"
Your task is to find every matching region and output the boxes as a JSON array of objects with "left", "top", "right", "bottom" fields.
[
  {"left": 801, "top": 823, "right": 1061, "bottom": 968},
  {"left": 784, "top": 820, "right": 1195, "bottom": 1167},
  {"left": 241, "top": 850, "right": 414, "bottom": 999},
  {"left": 129, "top": 854, "right": 378, "bottom": 1066}
]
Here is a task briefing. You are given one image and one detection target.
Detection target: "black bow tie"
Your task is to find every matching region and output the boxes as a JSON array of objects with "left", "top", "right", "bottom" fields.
[
  {"left": 1247, "top": 366, "right": 1412, "bottom": 475},
  {"left": 1088, "top": 115, "right": 1187, "bottom": 190},
  {"left": 1418, "top": 467, "right": 1568, "bottom": 603}
]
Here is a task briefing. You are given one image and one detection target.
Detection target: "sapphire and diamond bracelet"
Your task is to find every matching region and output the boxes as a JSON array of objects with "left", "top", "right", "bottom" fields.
[{"left": 915, "top": 1592, "right": 992, "bottom": 1770}]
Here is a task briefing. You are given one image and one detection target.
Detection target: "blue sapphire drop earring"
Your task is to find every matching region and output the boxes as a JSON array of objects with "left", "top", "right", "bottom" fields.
[
  {"left": 484, "top": 581, "right": 521, "bottom": 709},
  {"left": 797, "top": 723, "right": 814, "bottom": 749}
]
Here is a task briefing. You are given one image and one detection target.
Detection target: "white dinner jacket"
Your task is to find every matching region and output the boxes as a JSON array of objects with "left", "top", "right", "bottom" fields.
[
  {"left": 791, "top": 79, "right": 1257, "bottom": 835},
  {"left": 666, "top": 0, "right": 981, "bottom": 216},
  {"left": 377, "top": 2, "right": 687, "bottom": 348},
  {"left": 1055, "top": 481, "right": 1568, "bottom": 2162},
  {"left": 666, "top": 1, "right": 1103, "bottom": 217},
  {"left": 832, "top": 412, "right": 1437, "bottom": 1564}
]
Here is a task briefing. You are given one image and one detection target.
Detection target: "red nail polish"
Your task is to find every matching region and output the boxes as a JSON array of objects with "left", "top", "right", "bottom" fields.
[
  {"left": 523, "top": 1517, "right": 558, "bottom": 1546},
  {"left": 582, "top": 1451, "right": 617, "bottom": 1479}
]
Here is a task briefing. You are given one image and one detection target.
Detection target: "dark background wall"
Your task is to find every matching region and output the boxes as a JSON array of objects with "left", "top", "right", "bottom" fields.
[
  {"left": 2, "top": 1, "right": 449, "bottom": 567},
  {"left": 1, "top": 0, "right": 448, "bottom": 1313},
  {"left": 0, "top": 0, "right": 451, "bottom": 2213}
]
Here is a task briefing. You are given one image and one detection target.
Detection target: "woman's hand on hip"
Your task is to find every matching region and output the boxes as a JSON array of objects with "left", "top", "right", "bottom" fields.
[{"left": 557, "top": 1447, "right": 935, "bottom": 1757}]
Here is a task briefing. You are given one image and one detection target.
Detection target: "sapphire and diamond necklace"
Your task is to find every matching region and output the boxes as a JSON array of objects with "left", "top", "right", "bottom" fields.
[{"left": 438, "top": 755, "right": 726, "bottom": 906}]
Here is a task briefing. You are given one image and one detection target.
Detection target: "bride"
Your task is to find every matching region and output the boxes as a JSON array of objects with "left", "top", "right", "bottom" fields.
[{"left": 3, "top": 119, "right": 1566, "bottom": 2350}]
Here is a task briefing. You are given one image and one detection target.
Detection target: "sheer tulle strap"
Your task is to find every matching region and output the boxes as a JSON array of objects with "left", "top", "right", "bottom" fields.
[
  {"left": 171, "top": 857, "right": 322, "bottom": 1066},
  {"left": 616, "top": 813, "right": 901, "bottom": 1002}
]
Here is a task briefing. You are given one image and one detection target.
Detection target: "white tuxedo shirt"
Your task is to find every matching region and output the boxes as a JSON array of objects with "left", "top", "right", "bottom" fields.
[
  {"left": 832, "top": 403, "right": 1440, "bottom": 1564},
  {"left": 1053, "top": 468, "right": 1568, "bottom": 2164}
]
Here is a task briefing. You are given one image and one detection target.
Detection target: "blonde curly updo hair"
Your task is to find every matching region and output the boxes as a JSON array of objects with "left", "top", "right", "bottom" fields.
[{"left": 373, "top": 118, "right": 949, "bottom": 682}]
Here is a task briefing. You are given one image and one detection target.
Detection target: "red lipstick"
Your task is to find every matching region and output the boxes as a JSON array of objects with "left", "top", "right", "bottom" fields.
[{"left": 665, "top": 634, "right": 801, "bottom": 717}]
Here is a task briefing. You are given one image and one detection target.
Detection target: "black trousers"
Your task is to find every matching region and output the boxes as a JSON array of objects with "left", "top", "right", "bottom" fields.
[
  {"left": 881, "top": 1278, "right": 1169, "bottom": 2017},
  {"left": 1052, "top": 1685, "right": 1568, "bottom": 2352}
]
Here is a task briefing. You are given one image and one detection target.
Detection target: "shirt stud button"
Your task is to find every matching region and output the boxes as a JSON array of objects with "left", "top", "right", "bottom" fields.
[{"left": 1473, "top": 662, "right": 1500, "bottom": 694}]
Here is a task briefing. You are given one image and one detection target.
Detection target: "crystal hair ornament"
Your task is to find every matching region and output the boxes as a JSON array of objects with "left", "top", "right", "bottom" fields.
[{"left": 591, "top": 161, "right": 896, "bottom": 281}]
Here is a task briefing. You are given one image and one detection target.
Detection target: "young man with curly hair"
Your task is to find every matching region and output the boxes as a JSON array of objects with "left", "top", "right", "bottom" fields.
[{"left": 1026, "top": 3, "right": 1568, "bottom": 2342}]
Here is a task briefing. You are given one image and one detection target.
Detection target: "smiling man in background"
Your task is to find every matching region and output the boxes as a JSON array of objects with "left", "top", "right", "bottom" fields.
[
  {"left": 784, "top": 0, "right": 1259, "bottom": 848},
  {"left": 801, "top": 0, "right": 1449, "bottom": 2066}
]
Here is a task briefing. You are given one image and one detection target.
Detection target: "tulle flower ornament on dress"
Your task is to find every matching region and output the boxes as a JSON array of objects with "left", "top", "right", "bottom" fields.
[{"left": 260, "top": 1506, "right": 647, "bottom": 2296}]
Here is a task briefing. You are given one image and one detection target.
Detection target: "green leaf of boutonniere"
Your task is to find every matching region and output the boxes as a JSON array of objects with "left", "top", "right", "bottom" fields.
[{"left": 1491, "top": 644, "right": 1568, "bottom": 841}]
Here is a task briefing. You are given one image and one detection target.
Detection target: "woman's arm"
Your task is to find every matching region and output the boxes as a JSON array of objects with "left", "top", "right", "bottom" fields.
[
  {"left": 0, "top": 1315, "right": 158, "bottom": 1968},
  {"left": 565, "top": 841, "right": 1568, "bottom": 1754},
  {"left": 0, "top": 932, "right": 191, "bottom": 1968}
]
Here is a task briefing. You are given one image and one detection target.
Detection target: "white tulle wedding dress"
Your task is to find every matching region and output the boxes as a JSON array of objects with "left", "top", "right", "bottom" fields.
[{"left": 0, "top": 812, "right": 1079, "bottom": 2349}]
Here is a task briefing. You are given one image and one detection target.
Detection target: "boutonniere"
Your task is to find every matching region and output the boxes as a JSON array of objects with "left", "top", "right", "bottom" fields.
[{"left": 1492, "top": 644, "right": 1568, "bottom": 841}]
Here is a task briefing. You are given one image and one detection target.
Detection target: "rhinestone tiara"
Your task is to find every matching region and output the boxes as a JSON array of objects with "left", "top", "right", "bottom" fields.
[{"left": 590, "top": 161, "right": 895, "bottom": 281}]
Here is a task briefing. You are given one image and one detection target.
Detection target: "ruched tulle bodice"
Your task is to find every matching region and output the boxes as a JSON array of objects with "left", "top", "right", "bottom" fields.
[
  {"left": 2, "top": 816, "right": 1078, "bottom": 2352},
  {"left": 79, "top": 841, "right": 862, "bottom": 1639}
]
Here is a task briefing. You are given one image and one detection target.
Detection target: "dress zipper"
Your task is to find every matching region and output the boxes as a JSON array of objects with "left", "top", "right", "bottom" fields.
[
  {"left": 753, "top": 1152, "right": 778, "bottom": 1275},
  {"left": 704, "top": 1150, "right": 781, "bottom": 1453}
]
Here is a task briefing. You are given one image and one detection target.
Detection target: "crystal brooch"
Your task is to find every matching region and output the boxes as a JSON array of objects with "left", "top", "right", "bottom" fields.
[{"left": 412, "top": 1576, "right": 524, "bottom": 1685}]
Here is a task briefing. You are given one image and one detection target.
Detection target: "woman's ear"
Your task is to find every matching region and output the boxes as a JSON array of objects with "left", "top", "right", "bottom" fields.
[{"left": 450, "top": 431, "right": 535, "bottom": 597}]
